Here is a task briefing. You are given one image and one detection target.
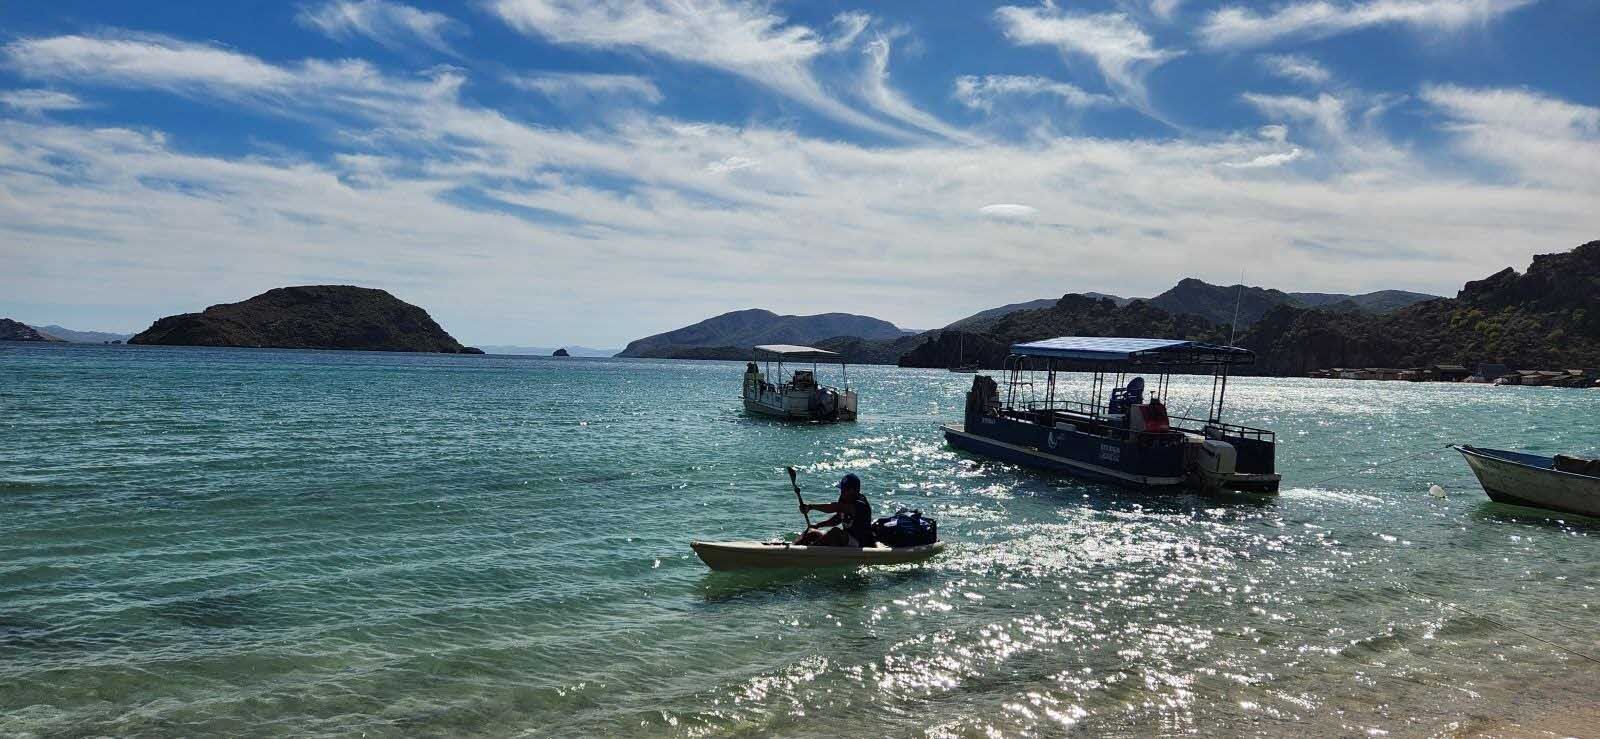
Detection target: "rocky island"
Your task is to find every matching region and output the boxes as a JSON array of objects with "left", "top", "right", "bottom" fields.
[
  {"left": 552, "top": 348, "right": 570, "bottom": 357},
  {"left": 129, "top": 286, "right": 483, "bottom": 354},
  {"left": 0, "top": 319, "right": 65, "bottom": 342}
]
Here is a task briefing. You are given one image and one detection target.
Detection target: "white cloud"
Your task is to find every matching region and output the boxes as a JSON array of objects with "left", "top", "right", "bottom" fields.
[
  {"left": 1422, "top": 84, "right": 1600, "bottom": 188},
  {"left": 994, "top": 4, "right": 1178, "bottom": 110},
  {"left": 1259, "top": 124, "right": 1289, "bottom": 142},
  {"left": 0, "top": 89, "right": 88, "bottom": 112},
  {"left": 1154, "top": 0, "right": 1185, "bottom": 19},
  {"left": 858, "top": 36, "right": 978, "bottom": 144},
  {"left": 488, "top": 0, "right": 913, "bottom": 140},
  {"left": 2, "top": 31, "right": 1596, "bottom": 345},
  {"left": 5, "top": 34, "right": 294, "bottom": 91},
  {"left": 828, "top": 12, "right": 872, "bottom": 51},
  {"left": 979, "top": 203, "right": 1038, "bottom": 219},
  {"left": 1201, "top": 0, "right": 1537, "bottom": 49},
  {"left": 954, "top": 74, "right": 1114, "bottom": 112},
  {"left": 1259, "top": 54, "right": 1331, "bottom": 85},
  {"left": 297, "top": 0, "right": 463, "bottom": 53},
  {"left": 2, "top": 33, "right": 464, "bottom": 123},
  {"left": 1224, "top": 147, "right": 1304, "bottom": 168},
  {"left": 1242, "top": 90, "right": 1407, "bottom": 168},
  {"left": 509, "top": 72, "right": 662, "bottom": 103}
]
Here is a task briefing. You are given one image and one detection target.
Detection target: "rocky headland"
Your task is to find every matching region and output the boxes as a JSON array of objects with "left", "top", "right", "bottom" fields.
[
  {"left": 129, "top": 286, "right": 483, "bottom": 354},
  {"left": 0, "top": 319, "right": 65, "bottom": 342}
]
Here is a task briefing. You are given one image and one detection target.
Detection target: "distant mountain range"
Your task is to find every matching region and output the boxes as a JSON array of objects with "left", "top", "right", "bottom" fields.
[
  {"left": 615, "top": 242, "right": 1590, "bottom": 376},
  {"left": 947, "top": 283, "right": 1438, "bottom": 335},
  {"left": 33, "top": 325, "right": 133, "bottom": 343},
  {"left": 477, "top": 345, "right": 620, "bottom": 357},
  {"left": 617, "top": 309, "right": 908, "bottom": 358},
  {"left": 900, "top": 240, "right": 1597, "bottom": 374},
  {"left": 1147, "top": 280, "right": 1439, "bottom": 328}
]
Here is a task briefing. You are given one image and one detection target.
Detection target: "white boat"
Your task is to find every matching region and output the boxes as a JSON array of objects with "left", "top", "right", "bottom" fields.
[
  {"left": 690, "top": 540, "right": 945, "bottom": 571},
  {"left": 1455, "top": 445, "right": 1600, "bottom": 518},
  {"left": 742, "top": 345, "right": 858, "bottom": 422}
]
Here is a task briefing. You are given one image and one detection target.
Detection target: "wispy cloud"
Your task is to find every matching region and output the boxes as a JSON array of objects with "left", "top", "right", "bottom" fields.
[
  {"left": 6, "top": 34, "right": 294, "bottom": 91},
  {"left": 954, "top": 74, "right": 1114, "bottom": 112},
  {"left": 1259, "top": 53, "right": 1331, "bottom": 85},
  {"left": 1201, "top": 0, "right": 1537, "bottom": 49},
  {"left": 1224, "top": 147, "right": 1304, "bottom": 168},
  {"left": 487, "top": 0, "right": 913, "bottom": 140},
  {"left": 1241, "top": 90, "right": 1406, "bottom": 167},
  {"left": 858, "top": 36, "right": 978, "bottom": 144},
  {"left": 3, "top": 22, "right": 1595, "bottom": 344},
  {"left": 2, "top": 33, "right": 463, "bottom": 117},
  {"left": 0, "top": 88, "right": 89, "bottom": 113},
  {"left": 297, "top": 0, "right": 463, "bottom": 53},
  {"left": 994, "top": 4, "right": 1178, "bottom": 112},
  {"left": 509, "top": 72, "right": 662, "bottom": 103},
  {"left": 1422, "top": 84, "right": 1600, "bottom": 188}
]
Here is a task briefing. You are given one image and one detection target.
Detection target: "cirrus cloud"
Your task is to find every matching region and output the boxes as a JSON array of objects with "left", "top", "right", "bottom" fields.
[
  {"left": 297, "top": 0, "right": 464, "bottom": 53},
  {"left": 1200, "top": 0, "right": 1538, "bottom": 49}
]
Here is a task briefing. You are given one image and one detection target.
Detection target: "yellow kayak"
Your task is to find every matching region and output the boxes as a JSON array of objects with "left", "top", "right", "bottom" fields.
[{"left": 690, "top": 540, "right": 945, "bottom": 571}]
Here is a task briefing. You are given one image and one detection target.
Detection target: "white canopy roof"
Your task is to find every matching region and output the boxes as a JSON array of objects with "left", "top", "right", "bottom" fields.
[{"left": 753, "top": 344, "right": 839, "bottom": 359}]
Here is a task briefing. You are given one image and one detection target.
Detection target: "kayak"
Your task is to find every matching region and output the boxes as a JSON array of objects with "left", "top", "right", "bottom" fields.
[{"left": 690, "top": 540, "right": 946, "bottom": 571}]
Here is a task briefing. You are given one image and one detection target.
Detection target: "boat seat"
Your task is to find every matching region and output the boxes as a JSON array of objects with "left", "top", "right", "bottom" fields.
[{"left": 1554, "top": 454, "right": 1600, "bottom": 477}]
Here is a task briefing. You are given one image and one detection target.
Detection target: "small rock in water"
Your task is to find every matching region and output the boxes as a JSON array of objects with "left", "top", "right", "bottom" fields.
[{"left": 1428, "top": 484, "right": 1447, "bottom": 498}]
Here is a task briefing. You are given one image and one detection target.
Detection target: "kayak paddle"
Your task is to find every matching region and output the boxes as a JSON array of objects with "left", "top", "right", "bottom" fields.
[{"left": 786, "top": 466, "right": 813, "bottom": 528}]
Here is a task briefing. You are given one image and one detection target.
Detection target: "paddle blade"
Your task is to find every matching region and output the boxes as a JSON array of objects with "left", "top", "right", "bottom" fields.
[{"left": 786, "top": 466, "right": 797, "bottom": 483}]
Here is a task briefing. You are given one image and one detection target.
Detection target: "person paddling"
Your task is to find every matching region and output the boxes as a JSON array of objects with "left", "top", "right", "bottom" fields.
[{"left": 794, "top": 473, "right": 875, "bottom": 547}]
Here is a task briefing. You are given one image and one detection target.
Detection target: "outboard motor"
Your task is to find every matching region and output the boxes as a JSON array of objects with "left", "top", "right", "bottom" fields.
[
  {"left": 1185, "top": 436, "right": 1239, "bottom": 492},
  {"left": 743, "top": 362, "right": 761, "bottom": 396},
  {"left": 965, "top": 374, "right": 1000, "bottom": 426},
  {"left": 813, "top": 387, "right": 840, "bottom": 420}
]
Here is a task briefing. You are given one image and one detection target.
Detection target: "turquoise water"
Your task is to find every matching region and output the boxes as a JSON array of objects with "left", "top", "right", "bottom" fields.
[{"left": 2, "top": 343, "right": 1596, "bottom": 737}]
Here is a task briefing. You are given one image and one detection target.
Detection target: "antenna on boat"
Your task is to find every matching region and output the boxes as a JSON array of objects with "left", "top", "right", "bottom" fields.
[{"left": 1227, "top": 268, "right": 1245, "bottom": 346}]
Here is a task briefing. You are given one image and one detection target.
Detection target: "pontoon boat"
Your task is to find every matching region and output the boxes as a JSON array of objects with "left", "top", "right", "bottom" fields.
[
  {"left": 742, "top": 344, "right": 858, "bottom": 422},
  {"left": 942, "top": 337, "right": 1280, "bottom": 493}
]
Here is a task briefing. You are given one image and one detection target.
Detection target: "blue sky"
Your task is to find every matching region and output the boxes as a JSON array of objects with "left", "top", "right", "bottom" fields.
[{"left": 1, "top": 0, "right": 1595, "bottom": 346}]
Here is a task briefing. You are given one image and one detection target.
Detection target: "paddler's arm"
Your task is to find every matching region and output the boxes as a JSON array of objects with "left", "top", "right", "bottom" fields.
[
  {"left": 801, "top": 503, "right": 843, "bottom": 529},
  {"left": 804, "top": 502, "right": 844, "bottom": 514}
]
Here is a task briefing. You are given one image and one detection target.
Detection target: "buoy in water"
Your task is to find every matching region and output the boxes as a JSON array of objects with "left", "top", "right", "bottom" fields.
[{"left": 1428, "top": 484, "right": 1447, "bottom": 498}]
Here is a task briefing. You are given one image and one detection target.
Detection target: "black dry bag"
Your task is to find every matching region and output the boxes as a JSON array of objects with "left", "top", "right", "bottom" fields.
[{"left": 872, "top": 509, "right": 937, "bottom": 548}]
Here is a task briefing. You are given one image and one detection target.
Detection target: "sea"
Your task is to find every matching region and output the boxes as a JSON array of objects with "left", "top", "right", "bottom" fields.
[{"left": 2, "top": 343, "right": 1596, "bottom": 737}]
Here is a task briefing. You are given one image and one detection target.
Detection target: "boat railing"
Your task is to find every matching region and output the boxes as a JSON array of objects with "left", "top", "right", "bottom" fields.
[
  {"left": 1007, "top": 401, "right": 1274, "bottom": 443},
  {"left": 1167, "top": 414, "right": 1276, "bottom": 442}
]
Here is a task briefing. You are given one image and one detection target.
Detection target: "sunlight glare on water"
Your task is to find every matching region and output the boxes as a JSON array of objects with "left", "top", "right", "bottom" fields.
[{"left": 1, "top": 344, "right": 1596, "bottom": 737}]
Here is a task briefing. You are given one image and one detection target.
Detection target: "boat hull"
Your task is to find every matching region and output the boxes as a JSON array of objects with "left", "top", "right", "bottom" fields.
[
  {"left": 742, "top": 388, "right": 857, "bottom": 421},
  {"left": 691, "top": 540, "right": 945, "bottom": 571},
  {"left": 943, "top": 423, "right": 1185, "bottom": 489},
  {"left": 1457, "top": 446, "right": 1600, "bottom": 518}
]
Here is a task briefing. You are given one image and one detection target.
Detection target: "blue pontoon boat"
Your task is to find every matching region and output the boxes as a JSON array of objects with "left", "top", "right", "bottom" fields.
[{"left": 942, "top": 336, "right": 1281, "bottom": 494}]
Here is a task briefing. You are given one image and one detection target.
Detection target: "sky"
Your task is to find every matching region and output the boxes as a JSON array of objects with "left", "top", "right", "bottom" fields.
[{"left": 0, "top": 0, "right": 1596, "bottom": 346}]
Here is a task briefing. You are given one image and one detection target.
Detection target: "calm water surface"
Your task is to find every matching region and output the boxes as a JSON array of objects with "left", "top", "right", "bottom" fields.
[{"left": 2, "top": 343, "right": 1596, "bottom": 737}]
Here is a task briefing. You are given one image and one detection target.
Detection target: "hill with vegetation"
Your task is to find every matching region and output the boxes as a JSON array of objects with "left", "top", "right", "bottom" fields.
[
  {"left": 617, "top": 309, "right": 907, "bottom": 358},
  {"left": 129, "top": 286, "right": 482, "bottom": 354},
  {"left": 1242, "top": 240, "right": 1600, "bottom": 374}
]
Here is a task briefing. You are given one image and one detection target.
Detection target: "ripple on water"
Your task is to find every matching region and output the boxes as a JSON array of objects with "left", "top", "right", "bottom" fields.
[{"left": 0, "top": 347, "right": 1596, "bottom": 737}]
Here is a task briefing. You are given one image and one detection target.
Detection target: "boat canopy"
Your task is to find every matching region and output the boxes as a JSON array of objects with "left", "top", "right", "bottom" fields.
[
  {"left": 1010, "top": 336, "right": 1255, "bottom": 366},
  {"left": 753, "top": 344, "right": 840, "bottom": 360}
]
